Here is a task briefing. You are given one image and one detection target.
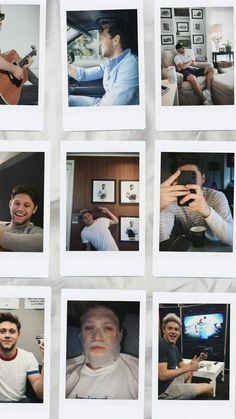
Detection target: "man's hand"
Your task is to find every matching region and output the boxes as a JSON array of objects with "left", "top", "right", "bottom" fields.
[
  {"left": 179, "top": 184, "right": 211, "bottom": 217},
  {"left": 10, "top": 63, "right": 24, "bottom": 80},
  {"left": 97, "top": 205, "right": 108, "bottom": 214},
  {"left": 160, "top": 170, "right": 189, "bottom": 210},
  {"left": 188, "top": 355, "right": 201, "bottom": 371},
  {"left": 68, "top": 63, "right": 77, "bottom": 79},
  {"left": 23, "top": 55, "right": 33, "bottom": 69}
]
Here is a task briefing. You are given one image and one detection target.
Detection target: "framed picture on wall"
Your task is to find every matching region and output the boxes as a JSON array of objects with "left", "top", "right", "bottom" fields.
[
  {"left": 176, "top": 22, "right": 189, "bottom": 32},
  {"left": 91, "top": 179, "right": 116, "bottom": 203},
  {"left": 161, "top": 35, "right": 174, "bottom": 45},
  {"left": 191, "top": 8, "right": 203, "bottom": 19},
  {"left": 120, "top": 180, "right": 139, "bottom": 204},
  {"left": 193, "top": 34, "right": 204, "bottom": 44},
  {"left": 193, "top": 21, "right": 203, "bottom": 32},
  {"left": 161, "top": 8, "right": 172, "bottom": 18},
  {"left": 161, "top": 20, "right": 171, "bottom": 33},
  {"left": 120, "top": 216, "right": 139, "bottom": 242}
]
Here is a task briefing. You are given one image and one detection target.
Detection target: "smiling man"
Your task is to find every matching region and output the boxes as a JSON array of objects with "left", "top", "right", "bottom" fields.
[
  {"left": 68, "top": 17, "right": 139, "bottom": 106},
  {"left": 158, "top": 313, "right": 213, "bottom": 399},
  {"left": 66, "top": 305, "right": 138, "bottom": 399},
  {"left": 0, "top": 312, "right": 43, "bottom": 402},
  {"left": 0, "top": 184, "right": 43, "bottom": 252}
]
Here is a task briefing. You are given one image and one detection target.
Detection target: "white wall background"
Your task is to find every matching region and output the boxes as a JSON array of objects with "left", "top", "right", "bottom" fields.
[{"left": 0, "top": 4, "right": 39, "bottom": 73}]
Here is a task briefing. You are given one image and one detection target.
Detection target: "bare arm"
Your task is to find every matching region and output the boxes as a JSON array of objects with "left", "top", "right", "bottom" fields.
[
  {"left": 159, "top": 356, "right": 202, "bottom": 381},
  {"left": 0, "top": 56, "right": 24, "bottom": 80},
  {"left": 176, "top": 60, "right": 194, "bottom": 71},
  {"left": 28, "top": 366, "right": 44, "bottom": 399},
  {"left": 68, "top": 63, "right": 77, "bottom": 79},
  {"left": 97, "top": 206, "right": 119, "bottom": 225}
]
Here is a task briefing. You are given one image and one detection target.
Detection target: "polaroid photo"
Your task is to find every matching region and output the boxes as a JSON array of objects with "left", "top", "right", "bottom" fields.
[
  {"left": 0, "top": 285, "right": 51, "bottom": 419},
  {"left": 60, "top": 0, "right": 145, "bottom": 131},
  {"left": 155, "top": 0, "right": 236, "bottom": 131},
  {"left": 152, "top": 292, "right": 235, "bottom": 419},
  {"left": 0, "top": 140, "right": 50, "bottom": 277},
  {"left": 59, "top": 289, "right": 146, "bottom": 419},
  {"left": 0, "top": 0, "right": 46, "bottom": 131},
  {"left": 60, "top": 140, "right": 145, "bottom": 276},
  {"left": 153, "top": 140, "right": 236, "bottom": 278}
]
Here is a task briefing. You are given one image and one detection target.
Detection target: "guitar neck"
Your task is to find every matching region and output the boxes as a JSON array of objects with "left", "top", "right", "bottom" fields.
[{"left": 18, "top": 49, "right": 36, "bottom": 67}]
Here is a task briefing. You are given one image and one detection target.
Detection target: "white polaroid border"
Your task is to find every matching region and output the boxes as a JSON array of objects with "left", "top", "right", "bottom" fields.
[
  {"left": 155, "top": 0, "right": 236, "bottom": 131},
  {"left": 152, "top": 292, "right": 236, "bottom": 419},
  {"left": 0, "top": 141, "right": 50, "bottom": 277},
  {"left": 60, "top": 141, "right": 145, "bottom": 276},
  {"left": 0, "top": 0, "right": 46, "bottom": 131},
  {"left": 0, "top": 285, "right": 51, "bottom": 419},
  {"left": 153, "top": 140, "right": 236, "bottom": 278},
  {"left": 60, "top": 0, "right": 145, "bottom": 131},
  {"left": 59, "top": 289, "right": 146, "bottom": 419}
]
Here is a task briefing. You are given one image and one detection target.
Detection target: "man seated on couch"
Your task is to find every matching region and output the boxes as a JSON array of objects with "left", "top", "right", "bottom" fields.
[{"left": 174, "top": 43, "right": 214, "bottom": 105}]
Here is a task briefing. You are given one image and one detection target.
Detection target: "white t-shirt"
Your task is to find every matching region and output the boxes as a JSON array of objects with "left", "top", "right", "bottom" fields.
[
  {"left": 174, "top": 51, "right": 196, "bottom": 69},
  {"left": 66, "top": 353, "right": 138, "bottom": 399},
  {"left": 81, "top": 217, "right": 119, "bottom": 251},
  {"left": 0, "top": 347, "right": 40, "bottom": 401}
]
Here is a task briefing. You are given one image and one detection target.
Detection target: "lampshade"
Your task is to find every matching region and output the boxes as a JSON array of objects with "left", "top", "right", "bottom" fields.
[{"left": 210, "top": 23, "right": 223, "bottom": 34}]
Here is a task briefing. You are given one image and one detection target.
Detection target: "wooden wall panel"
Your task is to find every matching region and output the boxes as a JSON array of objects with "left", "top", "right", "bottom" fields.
[{"left": 69, "top": 155, "right": 139, "bottom": 251}]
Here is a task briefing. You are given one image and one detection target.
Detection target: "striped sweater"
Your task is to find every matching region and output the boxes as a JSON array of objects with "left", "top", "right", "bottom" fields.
[{"left": 160, "top": 188, "right": 233, "bottom": 245}]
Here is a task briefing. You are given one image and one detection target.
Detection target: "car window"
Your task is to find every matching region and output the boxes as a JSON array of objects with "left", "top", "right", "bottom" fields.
[{"left": 68, "top": 29, "right": 104, "bottom": 67}]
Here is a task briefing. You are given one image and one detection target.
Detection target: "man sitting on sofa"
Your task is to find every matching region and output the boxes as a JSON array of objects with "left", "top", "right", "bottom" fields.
[{"left": 174, "top": 43, "right": 214, "bottom": 105}]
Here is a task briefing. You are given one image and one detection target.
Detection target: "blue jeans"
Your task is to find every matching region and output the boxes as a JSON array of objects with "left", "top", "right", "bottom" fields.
[{"left": 69, "top": 95, "right": 101, "bottom": 107}]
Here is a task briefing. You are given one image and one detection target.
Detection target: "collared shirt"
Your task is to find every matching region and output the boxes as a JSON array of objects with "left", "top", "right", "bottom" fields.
[{"left": 75, "top": 49, "right": 139, "bottom": 106}]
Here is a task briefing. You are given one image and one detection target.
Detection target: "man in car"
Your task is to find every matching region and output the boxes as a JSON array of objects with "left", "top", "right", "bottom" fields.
[
  {"left": 159, "top": 155, "right": 233, "bottom": 246},
  {"left": 66, "top": 304, "right": 138, "bottom": 399},
  {"left": 79, "top": 206, "right": 119, "bottom": 251},
  {"left": 0, "top": 311, "right": 44, "bottom": 402},
  {"left": 158, "top": 313, "right": 213, "bottom": 399},
  {"left": 68, "top": 18, "right": 139, "bottom": 106},
  {"left": 0, "top": 184, "right": 43, "bottom": 252},
  {"left": 174, "top": 42, "right": 214, "bottom": 105}
]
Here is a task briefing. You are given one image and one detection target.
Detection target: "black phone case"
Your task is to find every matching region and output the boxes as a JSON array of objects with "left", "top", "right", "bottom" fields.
[{"left": 177, "top": 170, "right": 197, "bottom": 207}]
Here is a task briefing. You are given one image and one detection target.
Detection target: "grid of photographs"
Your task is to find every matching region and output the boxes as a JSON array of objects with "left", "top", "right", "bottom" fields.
[{"left": 0, "top": 0, "right": 236, "bottom": 419}]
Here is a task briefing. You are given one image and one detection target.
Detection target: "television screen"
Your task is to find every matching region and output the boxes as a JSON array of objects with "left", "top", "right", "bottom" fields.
[{"left": 183, "top": 313, "right": 224, "bottom": 340}]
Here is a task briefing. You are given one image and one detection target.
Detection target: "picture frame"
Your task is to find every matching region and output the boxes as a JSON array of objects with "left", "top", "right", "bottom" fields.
[
  {"left": 193, "top": 34, "right": 204, "bottom": 44},
  {"left": 120, "top": 216, "right": 139, "bottom": 242},
  {"left": 191, "top": 8, "right": 203, "bottom": 19},
  {"left": 176, "top": 22, "right": 189, "bottom": 32},
  {"left": 193, "top": 21, "right": 203, "bottom": 33},
  {"left": 161, "top": 35, "right": 174, "bottom": 45},
  {"left": 91, "top": 179, "right": 116, "bottom": 203},
  {"left": 120, "top": 180, "right": 139, "bottom": 204},
  {"left": 161, "top": 20, "right": 171, "bottom": 33},
  {"left": 160, "top": 8, "right": 172, "bottom": 18}
]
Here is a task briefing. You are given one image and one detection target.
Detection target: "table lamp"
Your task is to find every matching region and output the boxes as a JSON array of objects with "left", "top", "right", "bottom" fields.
[{"left": 210, "top": 24, "right": 223, "bottom": 52}]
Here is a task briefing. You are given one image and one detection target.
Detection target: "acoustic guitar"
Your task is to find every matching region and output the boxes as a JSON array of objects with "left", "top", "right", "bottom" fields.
[{"left": 0, "top": 45, "right": 37, "bottom": 105}]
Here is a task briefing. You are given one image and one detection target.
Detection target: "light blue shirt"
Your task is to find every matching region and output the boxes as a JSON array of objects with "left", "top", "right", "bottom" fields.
[{"left": 75, "top": 49, "right": 139, "bottom": 106}]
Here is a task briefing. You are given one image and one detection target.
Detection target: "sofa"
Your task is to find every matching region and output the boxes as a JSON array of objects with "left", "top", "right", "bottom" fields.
[
  {"left": 212, "top": 67, "right": 234, "bottom": 105},
  {"left": 161, "top": 48, "right": 222, "bottom": 106}
]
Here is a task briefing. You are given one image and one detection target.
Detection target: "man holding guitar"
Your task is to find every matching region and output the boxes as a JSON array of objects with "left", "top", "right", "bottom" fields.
[{"left": 0, "top": 10, "right": 35, "bottom": 104}]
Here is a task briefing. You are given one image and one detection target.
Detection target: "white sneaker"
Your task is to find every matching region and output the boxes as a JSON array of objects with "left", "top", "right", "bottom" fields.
[{"left": 203, "top": 89, "right": 213, "bottom": 104}]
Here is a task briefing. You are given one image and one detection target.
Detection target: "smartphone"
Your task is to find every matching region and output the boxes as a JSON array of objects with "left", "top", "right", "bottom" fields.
[
  {"left": 161, "top": 85, "right": 169, "bottom": 95},
  {"left": 177, "top": 170, "right": 197, "bottom": 206}
]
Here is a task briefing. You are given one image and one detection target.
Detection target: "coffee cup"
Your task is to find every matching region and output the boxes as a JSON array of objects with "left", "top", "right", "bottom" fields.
[
  {"left": 167, "top": 66, "right": 177, "bottom": 83},
  {"left": 190, "top": 226, "right": 206, "bottom": 248},
  {"left": 206, "top": 363, "right": 212, "bottom": 371}
]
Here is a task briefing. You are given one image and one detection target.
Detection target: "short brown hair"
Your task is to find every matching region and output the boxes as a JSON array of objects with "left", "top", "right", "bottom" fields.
[{"left": 0, "top": 312, "right": 21, "bottom": 332}]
